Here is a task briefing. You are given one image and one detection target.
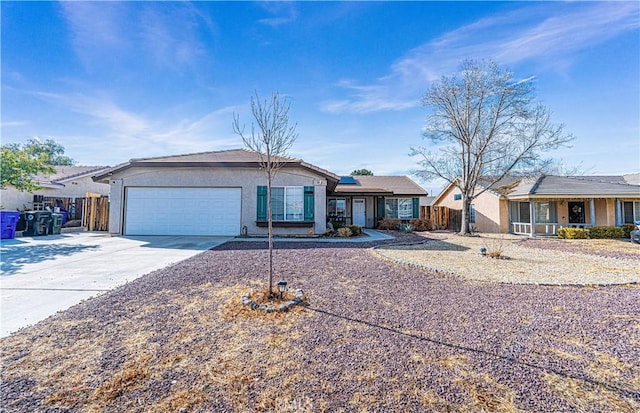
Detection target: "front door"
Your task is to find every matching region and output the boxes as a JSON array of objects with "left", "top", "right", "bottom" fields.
[
  {"left": 568, "top": 201, "right": 585, "bottom": 224},
  {"left": 353, "top": 199, "right": 366, "bottom": 227}
]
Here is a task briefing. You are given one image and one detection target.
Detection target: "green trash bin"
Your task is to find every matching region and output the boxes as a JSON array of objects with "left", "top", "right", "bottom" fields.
[
  {"left": 49, "top": 213, "right": 63, "bottom": 235},
  {"left": 23, "top": 211, "right": 52, "bottom": 236}
]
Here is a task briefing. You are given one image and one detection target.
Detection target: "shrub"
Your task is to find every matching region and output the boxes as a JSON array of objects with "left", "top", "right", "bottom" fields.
[
  {"left": 330, "top": 221, "right": 344, "bottom": 230},
  {"left": 347, "top": 225, "right": 362, "bottom": 236},
  {"left": 588, "top": 226, "right": 625, "bottom": 239},
  {"left": 622, "top": 224, "right": 635, "bottom": 239},
  {"left": 557, "top": 227, "right": 589, "bottom": 239},
  {"left": 337, "top": 227, "right": 352, "bottom": 237},
  {"left": 397, "top": 223, "right": 414, "bottom": 233},
  {"left": 483, "top": 236, "right": 505, "bottom": 258},
  {"left": 377, "top": 218, "right": 400, "bottom": 230},
  {"left": 409, "top": 218, "right": 433, "bottom": 231}
]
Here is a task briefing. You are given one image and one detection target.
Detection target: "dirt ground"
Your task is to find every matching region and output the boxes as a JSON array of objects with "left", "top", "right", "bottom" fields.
[{"left": 1, "top": 233, "right": 639, "bottom": 412}]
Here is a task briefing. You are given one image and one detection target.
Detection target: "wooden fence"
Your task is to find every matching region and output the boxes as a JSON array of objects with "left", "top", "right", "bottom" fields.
[
  {"left": 420, "top": 206, "right": 461, "bottom": 232},
  {"left": 82, "top": 193, "right": 109, "bottom": 231}
]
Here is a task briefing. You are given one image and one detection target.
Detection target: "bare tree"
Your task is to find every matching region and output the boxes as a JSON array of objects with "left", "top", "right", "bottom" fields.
[
  {"left": 412, "top": 59, "right": 574, "bottom": 234},
  {"left": 233, "top": 92, "right": 298, "bottom": 296}
]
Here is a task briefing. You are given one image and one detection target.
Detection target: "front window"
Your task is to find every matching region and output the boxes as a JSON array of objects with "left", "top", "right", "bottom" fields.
[
  {"left": 623, "top": 201, "right": 640, "bottom": 224},
  {"left": 328, "top": 199, "right": 346, "bottom": 217},
  {"left": 469, "top": 204, "right": 476, "bottom": 224},
  {"left": 535, "top": 201, "right": 557, "bottom": 224},
  {"left": 271, "top": 186, "right": 304, "bottom": 221},
  {"left": 385, "top": 198, "right": 412, "bottom": 219},
  {"left": 519, "top": 202, "right": 531, "bottom": 222}
]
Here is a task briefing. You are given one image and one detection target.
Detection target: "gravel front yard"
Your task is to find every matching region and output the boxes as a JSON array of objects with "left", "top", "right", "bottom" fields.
[
  {"left": 375, "top": 232, "right": 640, "bottom": 285},
  {"left": 1, "top": 233, "right": 639, "bottom": 412}
]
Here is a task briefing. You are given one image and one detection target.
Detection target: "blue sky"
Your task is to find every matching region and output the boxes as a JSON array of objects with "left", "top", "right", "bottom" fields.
[{"left": 2, "top": 1, "right": 639, "bottom": 194}]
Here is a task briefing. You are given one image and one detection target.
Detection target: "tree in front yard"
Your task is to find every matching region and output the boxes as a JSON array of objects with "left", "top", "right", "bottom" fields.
[
  {"left": 233, "top": 92, "right": 298, "bottom": 297},
  {"left": 412, "top": 59, "right": 574, "bottom": 234}
]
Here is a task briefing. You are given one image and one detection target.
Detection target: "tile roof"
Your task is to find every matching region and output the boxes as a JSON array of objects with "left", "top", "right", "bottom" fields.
[
  {"left": 481, "top": 174, "right": 640, "bottom": 198},
  {"left": 334, "top": 175, "right": 427, "bottom": 196},
  {"left": 93, "top": 149, "right": 340, "bottom": 184},
  {"left": 34, "top": 166, "right": 110, "bottom": 185}
]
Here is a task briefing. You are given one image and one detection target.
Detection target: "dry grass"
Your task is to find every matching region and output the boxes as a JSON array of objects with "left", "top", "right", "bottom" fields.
[
  {"left": 376, "top": 233, "right": 640, "bottom": 285},
  {"left": 2, "top": 242, "right": 639, "bottom": 412}
]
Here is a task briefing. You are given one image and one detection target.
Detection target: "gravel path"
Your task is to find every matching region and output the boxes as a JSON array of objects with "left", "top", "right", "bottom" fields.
[
  {"left": 375, "top": 233, "right": 640, "bottom": 285},
  {"left": 1, "top": 234, "right": 639, "bottom": 412}
]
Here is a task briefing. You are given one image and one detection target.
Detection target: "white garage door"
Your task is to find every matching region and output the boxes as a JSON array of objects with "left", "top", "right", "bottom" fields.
[{"left": 125, "top": 187, "right": 241, "bottom": 236}]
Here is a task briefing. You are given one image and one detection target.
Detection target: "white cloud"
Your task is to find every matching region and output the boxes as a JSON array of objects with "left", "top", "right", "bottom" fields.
[
  {"left": 257, "top": 2, "right": 299, "bottom": 27},
  {"left": 323, "top": 2, "right": 640, "bottom": 114},
  {"left": 59, "top": 2, "right": 211, "bottom": 72},
  {"left": 26, "top": 88, "right": 244, "bottom": 162}
]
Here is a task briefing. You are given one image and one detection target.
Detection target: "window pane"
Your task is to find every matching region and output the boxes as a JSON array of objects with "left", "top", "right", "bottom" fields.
[
  {"left": 535, "top": 201, "right": 556, "bottom": 224},
  {"left": 470, "top": 204, "right": 476, "bottom": 223},
  {"left": 271, "top": 187, "right": 284, "bottom": 221},
  {"left": 336, "top": 199, "right": 346, "bottom": 216},
  {"left": 398, "top": 198, "right": 413, "bottom": 219},
  {"left": 328, "top": 199, "right": 336, "bottom": 215},
  {"left": 519, "top": 202, "right": 531, "bottom": 222},
  {"left": 385, "top": 199, "right": 398, "bottom": 218},
  {"left": 285, "top": 187, "right": 304, "bottom": 221},
  {"left": 635, "top": 202, "right": 640, "bottom": 222}
]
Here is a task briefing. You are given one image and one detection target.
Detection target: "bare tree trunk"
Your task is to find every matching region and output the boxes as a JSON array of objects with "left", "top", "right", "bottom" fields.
[
  {"left": 460, "top": 197, "right": 471, "bottom": 235},
  {"left": 267, "top": 161, "right": 274, "bottom": 296}
]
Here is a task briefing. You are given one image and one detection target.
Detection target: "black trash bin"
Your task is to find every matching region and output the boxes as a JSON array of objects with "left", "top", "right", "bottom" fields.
[
  {"left": 23, "top": 211, "right": 52, "bottom": 236},
  {"left": 49, "top": 213, "right": 63, "bottom": 235}
]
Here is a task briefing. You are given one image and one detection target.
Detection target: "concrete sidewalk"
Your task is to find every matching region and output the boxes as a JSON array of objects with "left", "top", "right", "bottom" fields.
[{"left": 0, "top": 232, "right": 230, "bottom": 337}]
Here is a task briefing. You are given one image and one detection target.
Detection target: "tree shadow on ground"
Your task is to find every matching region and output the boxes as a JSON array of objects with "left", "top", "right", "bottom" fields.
[
  {"left": 308, "top": 306, "right": 640, "bottom": 402},
  {"left": 1, "top": 244, "right": 100, "bottom": 276}
]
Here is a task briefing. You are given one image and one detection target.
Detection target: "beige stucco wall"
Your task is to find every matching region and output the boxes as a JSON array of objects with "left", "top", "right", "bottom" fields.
[
  {"left": 433, "top": 185, "right": 506, "bottom": 233},
  {"left": 1, "top": 177, "right": 109, "bottom": 211},
  {"left": 106, "top": 166, "right": 328, "bottom": 236}
]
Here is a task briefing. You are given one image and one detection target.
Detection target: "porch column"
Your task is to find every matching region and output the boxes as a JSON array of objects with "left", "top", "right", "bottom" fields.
[
  {"left": 590, "top": 198, "right": 596, "bottom": 227},
  {"left": 616, "top": 199, "right": 622, "bottom": 226},
  {"left": 529, "top": 200, "right": 536, "bottom": 237}
]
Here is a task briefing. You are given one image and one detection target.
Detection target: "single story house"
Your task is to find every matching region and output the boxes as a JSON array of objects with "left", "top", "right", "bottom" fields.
[
  {"left": 433, "top": 174, "right": 640, "bottom": 236},
  {"left": 92, "top": 149, "right": 426, "bottom": 236},
  {"left": 1, "top": 165, "right": 110, "bottom": 212}
]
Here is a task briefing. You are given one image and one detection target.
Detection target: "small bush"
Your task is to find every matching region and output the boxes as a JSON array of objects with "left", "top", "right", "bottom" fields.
[
  {"left": 377, "top": 218, "right": 400, "bottom": 230},
  {"left": 347, "top": 225, "right": 362, "bottom": 236},
  {"left": 330, "top": 221, "right": 344, "bottom": 230},
  {"left": 409, "top": 218, "right": 433, "bottom": 231},
  {"left": 557, "top": 227, "right": 589, "bottom": 239},
  {"left": 397, "top": 223, "right": 414, "bottom": 233},
  {"left": 588, "top": 226, "right": 625, "bottom": 239},
  {"left": 337, "top": 227, "right": 352, "bottom": 237},
  {"left": 621, "top": 224, "right": 635, "bottom": 239}
]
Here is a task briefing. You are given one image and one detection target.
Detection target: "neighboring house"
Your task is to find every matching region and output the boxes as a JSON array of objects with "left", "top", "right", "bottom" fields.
[
  {"left": 1, "top": 166, "right": 110, "bottom": 212},
  {"left": 433, "top": 174, "right": 640, "bottom": 236},
  {"left": 329, "top": 175, "right": 426, "bottom": 228},
  {"left": 92, "top": 149, "right": 427, "bottom": 236}
]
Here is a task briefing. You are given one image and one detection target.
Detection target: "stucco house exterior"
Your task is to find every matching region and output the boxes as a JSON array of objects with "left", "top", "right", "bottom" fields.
[
  {"left": 432, "top": 174, "right": 640, "bottom": 236},
  {"left": 93, "top": 149, "right": 427, "bottom": 236},
  {"left": 1, "top": 166, "right": 110, "bottom": 212},
  {"left": 329, "top": 175, "right": 427, "bottom": 228}
]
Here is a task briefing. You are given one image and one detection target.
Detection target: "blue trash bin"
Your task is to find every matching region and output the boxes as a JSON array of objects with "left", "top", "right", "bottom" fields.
[{"left": 1, "top": 211, "right": 21, "bottom": 239}]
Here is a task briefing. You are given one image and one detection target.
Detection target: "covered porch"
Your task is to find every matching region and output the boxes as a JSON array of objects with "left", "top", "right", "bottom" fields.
[{"left": 509, "top": 197, "right": 632, "bottom": 237}]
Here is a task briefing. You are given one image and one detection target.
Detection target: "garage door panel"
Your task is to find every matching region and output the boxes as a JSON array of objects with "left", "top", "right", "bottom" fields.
[{"left": 125, "top": 187, "right": 241, "bottom": 236}]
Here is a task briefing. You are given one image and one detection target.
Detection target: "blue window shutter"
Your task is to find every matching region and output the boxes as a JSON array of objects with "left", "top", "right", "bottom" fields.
[
  {"left": 257, "top": 186, "right": 267, "bottom": 221},
  {"left": 304, "top": 186, "right": 314, "bottom": 220},
  {"left": 413, "top": 198, "right": 419, "bottom": 219},
  {"left": 377, "top": 197, "right": 385, "bottom": 220}
]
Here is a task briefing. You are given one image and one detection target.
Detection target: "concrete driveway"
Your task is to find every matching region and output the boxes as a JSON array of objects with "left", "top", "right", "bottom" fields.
[{"left": 0, "top": 232, "right": 231, "bottom": 337}]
